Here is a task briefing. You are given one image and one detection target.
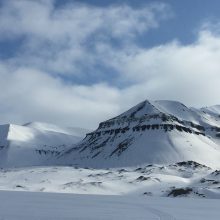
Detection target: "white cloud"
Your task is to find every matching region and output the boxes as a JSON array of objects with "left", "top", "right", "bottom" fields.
[
  {"left": 1, "top": 1, "right": 220, "bottom": 129},
  {"left": 0, "top": 0, "right": 169, "bottom": 74},
  {"left": 127, "top": 31, "right": 220, "bottom": 106},
  {"left": 0, "top": 0, "right": 168, "bottom": 40},
  {"left": 92, "top": 29, "right": 220, "bottom": 108},
  {"left": 0, "top": 64, "right": 121, "bottom": 129}
]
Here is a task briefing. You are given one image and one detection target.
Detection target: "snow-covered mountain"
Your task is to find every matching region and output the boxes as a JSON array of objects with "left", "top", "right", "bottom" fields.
[
  {"left": 0, "top": 122, "right": 85, "bottom": 167},
  {"left": 1, "top": 100, "right": 220, "bottom": 169},
  {"left": 60, "top": 100, "right": 220, "bottom": 169}
]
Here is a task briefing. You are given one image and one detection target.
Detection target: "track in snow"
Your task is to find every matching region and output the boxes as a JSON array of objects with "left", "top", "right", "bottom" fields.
[{"left": 145, "top": 207, "right": 176, "bottom": 220}]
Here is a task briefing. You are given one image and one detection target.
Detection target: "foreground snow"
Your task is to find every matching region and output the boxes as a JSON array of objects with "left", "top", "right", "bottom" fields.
[{"left": 0, "top": 190, "right": 219, "bottom": 220}]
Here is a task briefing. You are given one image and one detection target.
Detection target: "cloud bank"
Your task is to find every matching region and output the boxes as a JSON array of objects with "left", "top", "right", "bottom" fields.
[{"left": 0, "top": 0, "right": 220, "bottom": 129}]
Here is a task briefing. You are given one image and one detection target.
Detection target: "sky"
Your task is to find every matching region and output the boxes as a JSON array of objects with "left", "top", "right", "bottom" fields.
[{"left": 0, "top": 0, "right": 220, "bottom": 129}]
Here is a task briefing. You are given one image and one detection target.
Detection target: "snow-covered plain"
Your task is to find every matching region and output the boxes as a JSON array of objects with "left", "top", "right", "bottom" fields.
[{"left": 0, "top": 190, "right": 219, "bottom": 220}]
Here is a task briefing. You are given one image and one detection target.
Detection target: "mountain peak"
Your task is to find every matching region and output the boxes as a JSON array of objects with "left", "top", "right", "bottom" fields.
[{"left": 114, "top": 99, "right": 160, "bottom": 119}]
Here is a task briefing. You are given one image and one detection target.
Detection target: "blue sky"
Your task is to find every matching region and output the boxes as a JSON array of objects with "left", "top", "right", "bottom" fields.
[
  {"left": 0, "top": 0, "right": 220, "bottom": 128},
  {"left": 57, "top": 0, "right": 220, "bottom": 45},
  {"left": 2, "top": 0, "right": 220, "bottom": 58}
]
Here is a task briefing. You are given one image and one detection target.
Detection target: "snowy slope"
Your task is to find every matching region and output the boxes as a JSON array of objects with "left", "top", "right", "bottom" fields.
[
  {"left": 0, "top": 123, "right": 82, "bottom": 167},
  {"left": 60, "top": 100, "right": 220, "bottom": 169},
  {"left": 23, "top": 121, "right": 90, "bottom": 137},
  {"left": 201, "top": 105, "right": 220, "bottom": 116}
]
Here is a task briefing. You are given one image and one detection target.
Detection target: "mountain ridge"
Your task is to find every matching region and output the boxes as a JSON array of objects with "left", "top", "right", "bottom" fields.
[{"left": 0, "top": 100, "right": 220, "bottom": 169}]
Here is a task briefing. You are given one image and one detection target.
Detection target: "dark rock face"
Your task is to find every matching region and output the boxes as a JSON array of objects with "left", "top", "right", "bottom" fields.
[
  {"left": 211, "top": 170, "right": 220, "bottom": 176},
  {"left": 175, "top": 161, "right": 210, "bottom": 169},
  {"left": 136, "top": 176, "right": 150, "bottom": 181},
  {"left": 168, "top": 187, "right": 193, "bottom": 197}
]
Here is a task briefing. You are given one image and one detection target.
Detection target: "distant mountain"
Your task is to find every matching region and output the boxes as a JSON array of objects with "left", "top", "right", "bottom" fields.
[
  {"left": 60, "top": 100, "right": 220, "bottom": 169},
  {"left": 1, "top": 100, "right": 220, "bottom": 169},
  {"left": 0, "top": 122, "right": 84, "bottom": 167}
]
